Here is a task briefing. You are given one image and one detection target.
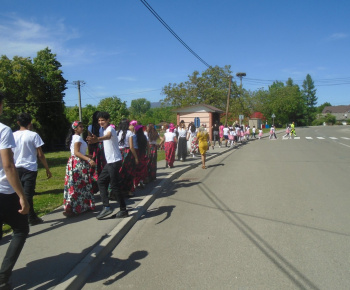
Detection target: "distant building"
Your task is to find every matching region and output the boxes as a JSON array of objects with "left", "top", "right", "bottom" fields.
[
  {"left": 249, "top": 112, "right": 266, "bottom": 129},
  {"left": 322, "top": 105, "right": 350, "bottom": 121},
  {"left": 174, "top": 104, "right": 224, "bottom": 140}
]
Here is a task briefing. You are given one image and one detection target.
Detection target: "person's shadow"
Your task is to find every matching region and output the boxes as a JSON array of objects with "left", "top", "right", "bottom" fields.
[
  {"left": 139, "top": 205, "right": 176, "bottom": 224},
  {"left": 86, "top": 250, "right": 148, "bottom": 286}
]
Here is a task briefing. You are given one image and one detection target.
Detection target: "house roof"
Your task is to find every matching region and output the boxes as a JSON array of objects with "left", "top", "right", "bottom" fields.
[
  {"left": 250, "top": 112, "right": 266, "bottom": 120},
  {"left": 174, "top": 103, "right": 224, "bottom": 113},
  {"left": 322, "top": 105, "right": 350, "bottom": 114}
]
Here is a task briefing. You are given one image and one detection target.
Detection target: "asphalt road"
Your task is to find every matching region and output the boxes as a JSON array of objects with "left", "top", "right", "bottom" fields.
[{"left": 83, "top": 126, "right": 350, "bottom": 290}]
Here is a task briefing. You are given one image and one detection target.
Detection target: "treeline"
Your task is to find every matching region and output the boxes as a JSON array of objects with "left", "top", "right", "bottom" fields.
[
  {"left": 0, "top": 48, "right": 177, "bottom": 150},
  {"left": 1, "top": 49, "right": 330, "bottom": 151},
  {"left": 162, "top": 65, "right": 328, "bottom": 127}
]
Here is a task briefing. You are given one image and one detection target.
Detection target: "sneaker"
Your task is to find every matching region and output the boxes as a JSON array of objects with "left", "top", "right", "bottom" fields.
[
  {"left": 96, "top": 207, "right": 114, "bottom": 220},
  {"left": 115, "top": 210, "right": 128, "bottom": 218},
  {"left": 29, "top": 217, "right": 44, "bottom": 226}
]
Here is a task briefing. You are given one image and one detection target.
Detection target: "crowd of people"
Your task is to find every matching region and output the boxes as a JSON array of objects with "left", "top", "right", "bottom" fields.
[
  {"left": 0, "top": 90, "right": 292, "bottom": 289},
  {"left": 63, "top": 112, "right": 164, "bottom": 220}
]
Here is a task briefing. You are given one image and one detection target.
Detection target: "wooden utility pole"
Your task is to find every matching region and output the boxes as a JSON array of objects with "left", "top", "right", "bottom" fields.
[
  {"left": 224, "top": 76, "right": 232, "bottom": 126},
  {"left": 73, "top": 80, "right": 85, "bottom": 122}
]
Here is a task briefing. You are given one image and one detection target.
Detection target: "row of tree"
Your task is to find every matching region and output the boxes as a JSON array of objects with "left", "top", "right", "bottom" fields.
[
  {"left": 162, "top": 65, "right": 323, "bottom": 127},
  {"left": 1, "top": 49, "right": 330, "bottom": 150}
]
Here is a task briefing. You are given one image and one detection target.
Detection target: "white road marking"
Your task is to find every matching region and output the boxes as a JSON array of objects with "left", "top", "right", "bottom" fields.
[
  {"left": 338, "top": 142, "right": 350, "bottom": 148},
  {"left": 305, "top": 137, "right": 313, "bottom": 139},
  {"left": 329, "top": 137, "right": 338, "bottom": 139},
  {"left": 317, "top": 137, "right": 325, "bottom": 139},
  {"left": 341, "top": 137, "right": 350, "bottom": 140}
]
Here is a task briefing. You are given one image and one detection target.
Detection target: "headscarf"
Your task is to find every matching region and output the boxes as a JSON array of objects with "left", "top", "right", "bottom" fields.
[
  {"left": 71, "top": 121, "right": 81, "bottom": 129},
  {"left": 130, "top": 120, "right": 138, "bottom": 126},
  {"left": 134, "top": 125, "right": 143, "bottom": 132}
]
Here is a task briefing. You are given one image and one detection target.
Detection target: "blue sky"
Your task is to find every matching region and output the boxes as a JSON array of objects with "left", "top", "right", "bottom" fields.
[{"left": 1, "top": 0, "right": 349, "bottom": 108}]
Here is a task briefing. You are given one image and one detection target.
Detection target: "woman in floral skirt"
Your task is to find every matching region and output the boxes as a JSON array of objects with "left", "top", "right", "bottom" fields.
[
  {"left": 187, "top": 124, "right": 198, "bottom": 157},
  {"left": 63, "top": 121, "right": 96, "bottom": 216}
]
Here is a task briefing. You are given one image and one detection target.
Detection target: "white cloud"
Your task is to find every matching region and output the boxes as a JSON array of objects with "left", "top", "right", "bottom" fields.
[
  {"left": 0, "top": 14, "right": 80, "bottom": 58},
  {"left": 328, "top": 33, "right": 348, "bottom": 41}
]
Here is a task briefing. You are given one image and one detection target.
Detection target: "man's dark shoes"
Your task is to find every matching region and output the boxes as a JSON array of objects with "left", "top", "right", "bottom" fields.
[
  {"left": 29, "top": 217, "right": 44, "bottom": 226},
  {"left": 96, "top": 207, "right": 114, "bottom": 220},
  {"left": 115, "top": 210, "right": 128, "bottom": 218}
]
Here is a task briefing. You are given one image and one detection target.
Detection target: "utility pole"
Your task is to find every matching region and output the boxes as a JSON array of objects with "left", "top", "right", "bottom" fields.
[
  {"left": 72, "top": 80, "right": 85, "bottom": 122},
  {"left": 224, "top": 76, "right": 232, "bottom": 126},
  {"left": 236, "top": 72, "right": 246, "bottom": 126}
]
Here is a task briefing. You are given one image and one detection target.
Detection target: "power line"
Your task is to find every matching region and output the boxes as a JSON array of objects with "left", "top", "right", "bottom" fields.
[{"left": 140, "top": 0, "right": 211, "bottom": 68}]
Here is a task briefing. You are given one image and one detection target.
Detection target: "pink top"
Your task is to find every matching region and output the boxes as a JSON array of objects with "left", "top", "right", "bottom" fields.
[{"left": 219, "top": 125, "right": 224, "bottom": 138}]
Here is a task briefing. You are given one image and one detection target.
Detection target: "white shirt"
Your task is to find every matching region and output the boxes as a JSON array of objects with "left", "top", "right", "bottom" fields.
[
  {"left": 0, "top": 123, "right": 16, "bottom": 194},
  {"left": 103, "top": 125, "right": 122, "bottom": 163},
  {"left": 13, "top": 130, "right": 44, "bottom": 171},
  {"left": 223, "top": 127, "right": 229, "bottom": 136},
  {"left": 70, "top": 135, "right": 87, "bottom": 156},
  {"left": 117, "top": 130, "right": 133, "bottom": 149},
  {"left": 164, "top": 132, "right": 176, "bottom": 142},
  {"left": 177, "top": 127, "right": 187, "bottom": 138}
]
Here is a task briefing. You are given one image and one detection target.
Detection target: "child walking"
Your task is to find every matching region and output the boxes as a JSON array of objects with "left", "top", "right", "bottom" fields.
[{"left": 258, "top": 128, "right": 263, "bottom": 139}]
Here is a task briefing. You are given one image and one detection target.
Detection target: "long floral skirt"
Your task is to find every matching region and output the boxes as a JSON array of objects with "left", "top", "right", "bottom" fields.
[
  {"left": 119, "top": 148, "right": 136, "bottom": 192},
  {"left": 63, "top": 156, "right": 95, "bottom": 214},
  {"left": 190, "top": 136, "right": 198, "bottom": 154},
  {"left": 133, "top": 149, "right": 149, "bottom": 188},
  {"left": 165, "top": 141, "right": 176, "bottom": 167},
  {"left": 148, "top": 144, "right": 158, "bottom": 181}
]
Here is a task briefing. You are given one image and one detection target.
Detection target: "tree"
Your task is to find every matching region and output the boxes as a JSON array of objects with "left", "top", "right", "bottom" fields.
[
  {"left": 316, "top": 102, "right": 331, "bottom": 114},
  {"left": 138, "top": 106, "right": 177, "bottom": 125},
  {"left": 161, "top": 65, "right": 234, "bottom": 110},
  {"left": 97, "top": 96, "right": 129, "bottom": 125},
  {"left": 0, "top": 48, "right": 68, "bottom": 149},
  {"left": 0, "top": 55, "right": 36, "bottom": 126},
  {"left": 302, "top": 74, "right": 317, "bottom": 125},
  {"left": 129, "top": 98, "right": 151, "bottom": 120},
  {"left": 252, "top": 81, "right": 306, "bottom": 126},
  {"left": 65, "top": 104, "right": 97, "bottom": 125},
  {"left": 32, "top": 48, "right": 68, "bottom": 149}
]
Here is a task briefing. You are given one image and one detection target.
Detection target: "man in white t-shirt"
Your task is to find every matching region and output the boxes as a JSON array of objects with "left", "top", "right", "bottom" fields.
[
  {"left": 0, "top": 92, "right": 30, "bottom": 289},
  {"left": 12, "top": 113, "right": 52, "bottom": 226},
  {"left": 87, "top": 112, "right": 133, "bottom": 220}
]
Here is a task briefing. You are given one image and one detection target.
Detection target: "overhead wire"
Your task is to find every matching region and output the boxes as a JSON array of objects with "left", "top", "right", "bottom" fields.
[{"left": 140, "top": 0, "right": 211, "bottom": 68}]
